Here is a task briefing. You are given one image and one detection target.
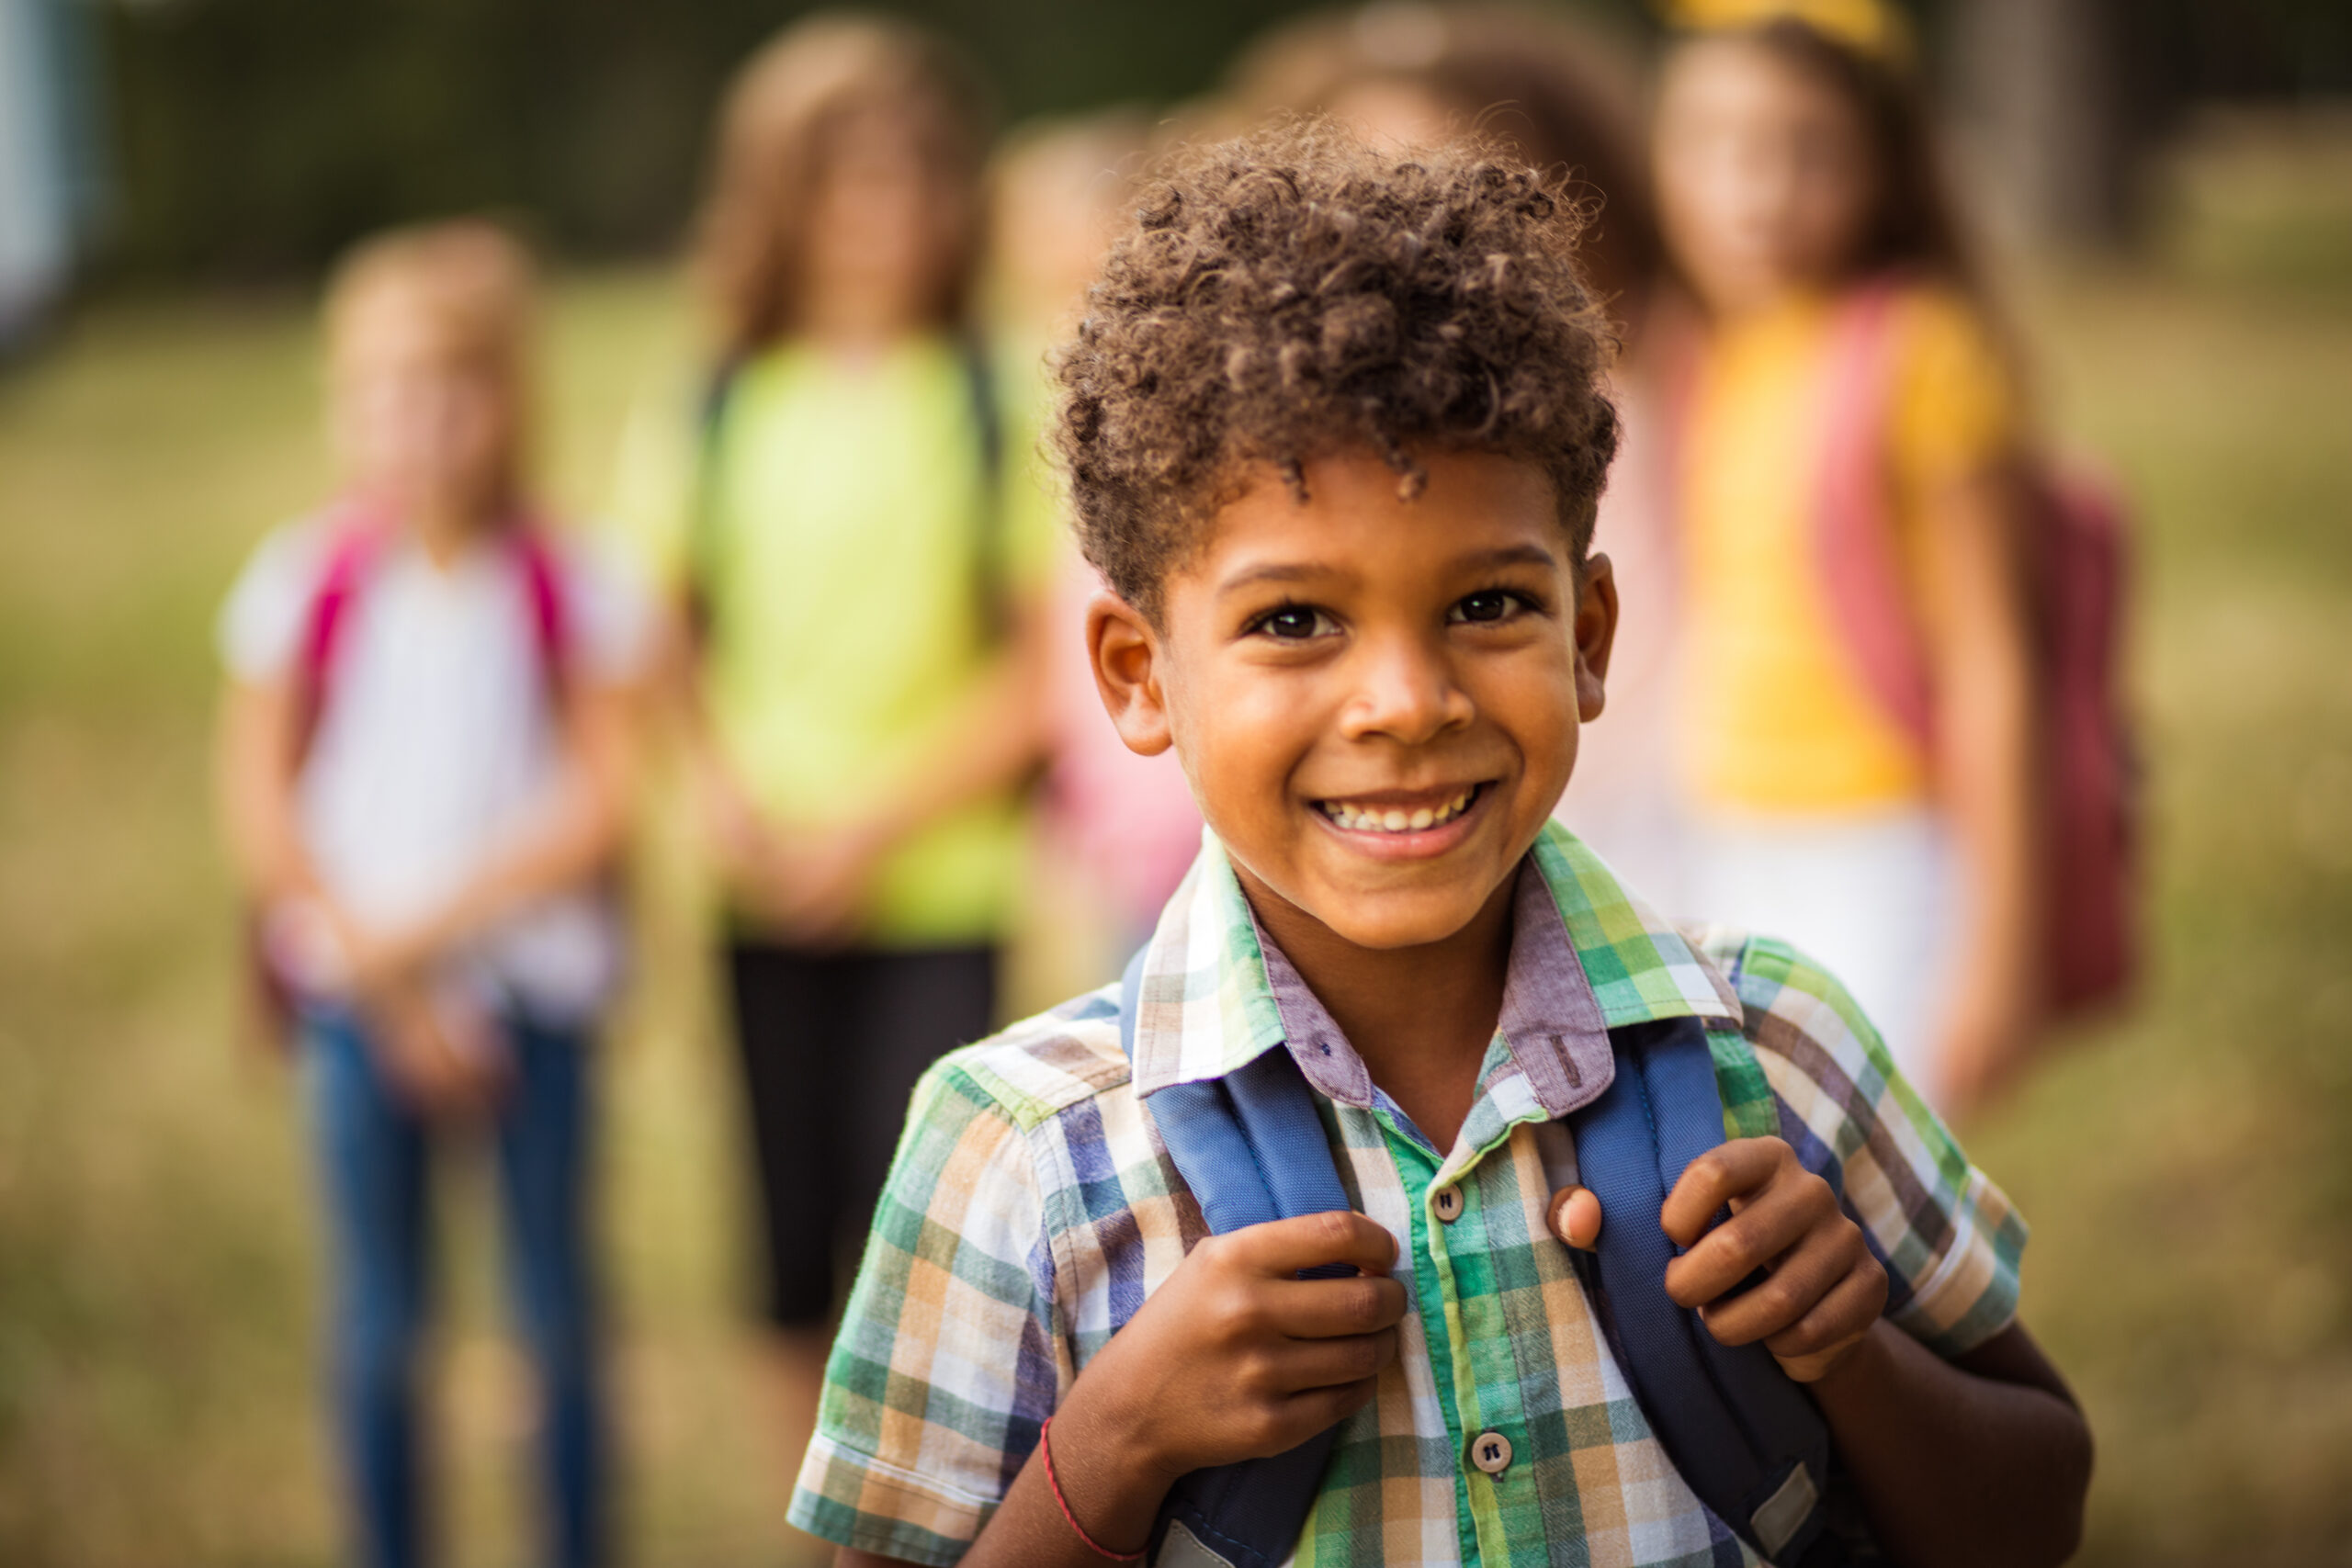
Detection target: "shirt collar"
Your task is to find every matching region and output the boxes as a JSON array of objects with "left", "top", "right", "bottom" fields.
[{"left": 1127, "top": 820, "right": 1742, "bottom": 1103}]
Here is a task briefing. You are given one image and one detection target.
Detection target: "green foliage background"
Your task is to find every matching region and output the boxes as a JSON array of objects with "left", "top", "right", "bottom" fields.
[
  {"left": 96, "top": 0, "right": 1430, "bottom": 277},
  {"left": 90, "top": 0, "right": 2352, "bottom": 282}
]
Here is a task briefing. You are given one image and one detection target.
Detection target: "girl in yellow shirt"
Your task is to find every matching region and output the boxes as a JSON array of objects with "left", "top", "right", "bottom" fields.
[{"left": 1652, "top": 4, "right": 2039, "bottom": 1115}]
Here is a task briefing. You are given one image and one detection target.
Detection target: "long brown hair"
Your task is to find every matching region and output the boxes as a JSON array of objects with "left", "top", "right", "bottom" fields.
[
  {"left": 1708, "top": 17, "right": 1984, "bottom": 299},
  {"left": 693, "top": 13, "right": 992, "bottom": 359}
]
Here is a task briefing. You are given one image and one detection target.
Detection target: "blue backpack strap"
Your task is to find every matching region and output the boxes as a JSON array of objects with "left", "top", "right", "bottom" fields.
[
  {"left": 1117, "top": 950, "right": 1351, "bottom": 1568},
  {"left": 1117, "top": 956, "right": 1848, "bottom": 1568},
  {"left": 1571, "top": 1015, "right": 1841, "bottom": 1566}
]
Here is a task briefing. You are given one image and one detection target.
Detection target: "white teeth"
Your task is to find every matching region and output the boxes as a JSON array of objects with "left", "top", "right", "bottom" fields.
[{"left": 1319, "top": 787, "right": 1480, "bottom": 834}]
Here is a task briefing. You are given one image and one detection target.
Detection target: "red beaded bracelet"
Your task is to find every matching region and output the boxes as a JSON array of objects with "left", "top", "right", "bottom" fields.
[{"left": 1038, "top": 1415, "right": 1148, "bottom": 1562}]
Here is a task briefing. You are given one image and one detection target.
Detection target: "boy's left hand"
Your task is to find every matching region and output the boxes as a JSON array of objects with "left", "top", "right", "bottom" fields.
[
  {"left": 1661, "top": 1136, "right": 1887, "bottom": 1382},
  {"left": 1555, "top": 1137, "right": 1886, "bottom": 1383}
]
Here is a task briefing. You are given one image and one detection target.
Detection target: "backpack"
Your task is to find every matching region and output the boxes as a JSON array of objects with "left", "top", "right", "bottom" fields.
[
  {"left": 1113, "top": 950, "right": 1860, "bottom": 1568},
  {"left": 684, "top": 336, "right": 1010, "bottom": 644},
  {"left": 243, "top": 507, "right": 572, "bottom": 1043},
  {"left": 1816, "top": 281, "right": 2139, "bottom": 1019}
]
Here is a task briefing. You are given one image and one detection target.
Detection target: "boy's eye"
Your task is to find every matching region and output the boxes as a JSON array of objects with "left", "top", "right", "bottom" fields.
[
  {"left": 1449, "top": 590, "right": 1522, "bottom": 625},
  {"left": 1250, "top": 604, "right": 1338, "bottom": 641}
]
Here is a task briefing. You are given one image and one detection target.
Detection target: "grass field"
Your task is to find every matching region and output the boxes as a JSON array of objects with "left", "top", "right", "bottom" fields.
[{"left": 2, "top": 118, "right": 2349, "bottom": 1565}]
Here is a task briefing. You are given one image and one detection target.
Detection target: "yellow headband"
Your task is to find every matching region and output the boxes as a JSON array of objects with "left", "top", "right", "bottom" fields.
[{"left": 1662, "top": 0, "right": 1914, "bottom": 68}]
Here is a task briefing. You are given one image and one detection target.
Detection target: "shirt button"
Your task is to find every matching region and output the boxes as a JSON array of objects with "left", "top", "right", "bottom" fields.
[
  {"left": 1470, "top": 1430, "right": 1513, "bottom": 1476},
  {"left": 1432, "top": 1184, "right": 1464, "bottom": 1223}
]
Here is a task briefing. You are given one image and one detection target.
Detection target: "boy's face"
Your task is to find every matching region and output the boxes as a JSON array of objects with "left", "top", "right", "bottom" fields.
[{"left": 1090, "top": 447, "right": 1615, "bottom": 953}]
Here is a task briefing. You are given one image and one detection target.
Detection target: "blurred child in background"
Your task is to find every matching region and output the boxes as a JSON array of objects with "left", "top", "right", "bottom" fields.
[
  {"left": 1651, "top": 1, "right": 2040, "bottom": 1112},
  {"left": 1224, "top": 1, "right": 1694, "bottom": 904},
  {"left": 605, "top": 13, "right": 1050, "bottom": 1529},
  {"left": 988, "top": 113, "right": 1202, "bottom": 985},
  {"left": 1225, "top": 2, "right": 1660, "bottom": 314},
  {"left": 215, "top": 221, "right": 650, "bottom": 1568}
]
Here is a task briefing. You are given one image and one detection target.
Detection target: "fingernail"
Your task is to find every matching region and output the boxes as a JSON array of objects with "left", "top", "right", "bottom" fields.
[{"left": 1550, "top": 1187, "right": 1600, "bottom": 1250}]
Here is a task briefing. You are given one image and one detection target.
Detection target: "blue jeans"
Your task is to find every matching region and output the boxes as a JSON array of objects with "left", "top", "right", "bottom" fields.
[{"left": 303, "top": 1008, "right": 602, "bottom": 1568}]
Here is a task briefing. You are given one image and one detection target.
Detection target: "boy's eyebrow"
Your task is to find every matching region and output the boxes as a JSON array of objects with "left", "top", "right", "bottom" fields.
[
  {"left": 1215, "top": 543, "right": 1561, "bottom": 598},
  {"left": 1216, "top": 561, "right": 1350, "bottom": 597},
  {"left": 1457, "top": 543, "right": 1562, "bottom": 572}
]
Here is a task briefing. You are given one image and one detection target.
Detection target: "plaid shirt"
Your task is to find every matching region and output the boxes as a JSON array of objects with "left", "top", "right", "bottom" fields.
[{"left": 790, "top": 822, "right": 2026, "bottom": 1566}]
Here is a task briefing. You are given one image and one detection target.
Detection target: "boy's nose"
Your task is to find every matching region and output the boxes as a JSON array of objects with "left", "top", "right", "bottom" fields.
[{"left": 1337, "top": 636, "right": 1472, "bottom": 745}]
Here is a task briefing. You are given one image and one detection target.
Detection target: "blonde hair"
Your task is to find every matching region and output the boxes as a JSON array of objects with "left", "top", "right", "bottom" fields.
[
  {"left": 694, "top": 13, "right": 990, "bottom": 358},
  {"left": 323, "top": 219, "right": 539, "bottom": 513}
]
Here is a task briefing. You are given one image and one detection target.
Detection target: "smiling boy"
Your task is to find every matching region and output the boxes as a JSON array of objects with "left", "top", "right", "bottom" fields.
[{"left": 788, "top": 125, "right": 2092, "bottom": 1568}]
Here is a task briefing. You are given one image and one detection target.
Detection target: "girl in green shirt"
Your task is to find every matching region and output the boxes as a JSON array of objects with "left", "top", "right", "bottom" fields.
[{"left": 609, "top": 16, "right": 1049, "bottom": 1529}]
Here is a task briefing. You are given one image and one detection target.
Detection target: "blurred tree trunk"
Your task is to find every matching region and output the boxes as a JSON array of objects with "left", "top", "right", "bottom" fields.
[{"left": 1954, "top": 0, "right": 2139, "bottom": 248}]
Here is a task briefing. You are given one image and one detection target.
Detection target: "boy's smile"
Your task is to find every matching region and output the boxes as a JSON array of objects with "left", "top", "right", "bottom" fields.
[{"left": 1089, "top": 446, "right": 1617, "bottom": 953}]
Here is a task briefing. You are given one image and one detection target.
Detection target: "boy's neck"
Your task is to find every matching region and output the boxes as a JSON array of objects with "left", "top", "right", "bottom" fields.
[{"left": 1238, "top": 865, "right": 1517, "bottom": 1156}]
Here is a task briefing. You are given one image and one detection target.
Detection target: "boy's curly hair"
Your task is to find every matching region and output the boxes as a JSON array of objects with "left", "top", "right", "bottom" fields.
[{"left": 1054, "top": 119, "right": 1620, "bottom": 620}]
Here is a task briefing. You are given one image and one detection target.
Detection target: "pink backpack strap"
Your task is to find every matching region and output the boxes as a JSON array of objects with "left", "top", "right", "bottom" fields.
[
  {"left": 294, "top": 507, "right": 388, "bottom": 755},
  {"left": 1815, "top": 276, "right": 1935, "bottom": 749},
  {"left": 508, "top": 519, "right": 573, "bottom": 704},
  {"left": 297, "top": 506, "right": 576, "bottom": 750}
]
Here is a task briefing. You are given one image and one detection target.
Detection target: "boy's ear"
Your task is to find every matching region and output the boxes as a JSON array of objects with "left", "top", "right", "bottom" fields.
[
  {"left": 1086, "top": 590, "right": 1176, "bottom": 756},
  {"left": 1574, "top": 552, "right": 1619, "bottom": 724}
]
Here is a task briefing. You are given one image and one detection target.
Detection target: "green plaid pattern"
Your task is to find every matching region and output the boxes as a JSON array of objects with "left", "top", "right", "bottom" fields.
[{"left": 789, "top": 822, "right": 2026, "bottom": 1565}]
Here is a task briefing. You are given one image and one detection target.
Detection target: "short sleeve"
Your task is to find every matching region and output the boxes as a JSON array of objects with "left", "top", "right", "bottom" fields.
[
  {"left": 788, "top": 1057, "right": 1061, "bottom": 1565},
  {"left": 552, "top": 534, "right": 660, "bottom": 687},
  {"left": 1889, "top": 288, "right": 2017, "bottom": 497},
  {"left": 1716, "top": 931, "right": 2028, "bottom": 1359},
  {"left": 217, "top": 519, "right": 333, "bottom": 685}
]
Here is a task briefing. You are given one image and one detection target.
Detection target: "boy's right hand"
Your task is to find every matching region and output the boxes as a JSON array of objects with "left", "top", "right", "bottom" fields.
[{"left": 1058, "top": 1210, "right": 1408, "bottom": 1490}]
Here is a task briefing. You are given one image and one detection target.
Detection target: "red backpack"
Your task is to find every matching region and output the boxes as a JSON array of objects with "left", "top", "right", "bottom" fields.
[
  {"left": 1815, "top": 280, "right": 2139, "bottom": 1021},
  {"left": 244, "top": 505, "right": 573, "bottom": 1043}
]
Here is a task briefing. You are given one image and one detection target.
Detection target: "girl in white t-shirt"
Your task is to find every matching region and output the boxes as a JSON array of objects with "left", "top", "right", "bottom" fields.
[{"left": 214, "top": 221, "right": 650, "bottom": 1568}]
